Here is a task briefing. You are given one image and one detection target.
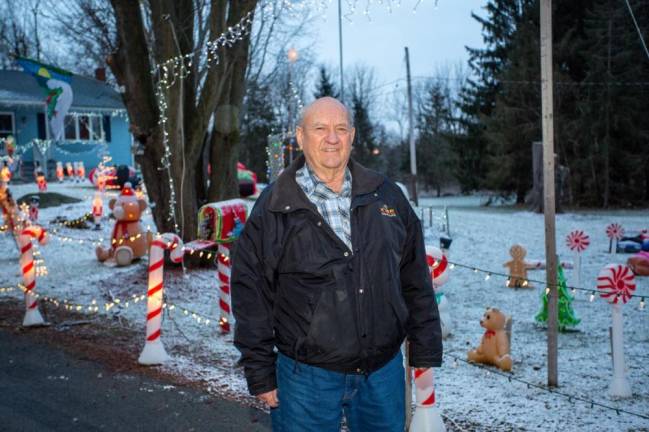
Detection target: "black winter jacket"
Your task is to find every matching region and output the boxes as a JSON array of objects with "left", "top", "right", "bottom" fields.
[{"left": 231, "top": 155, "right": 442, "bottom": 396}]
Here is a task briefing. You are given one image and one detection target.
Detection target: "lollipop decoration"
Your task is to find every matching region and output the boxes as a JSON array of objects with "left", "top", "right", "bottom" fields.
[
  {"left": 138, "top": 233, "right": 184, "bottom": 365},
  {"left": 606, "top": 223, "right": 624, "bottom": 254},
  {"left": 566, "top": 230, "right": 590, "bottom": 253},
  {"left": 597, "top": 264, "right": 635, "bottom": 398},
  {"left": 409, "top": 368, "right": 446, "bottom": 432},
  {"left": 566, "top": 230, "right": 590, "bottom": 291}
]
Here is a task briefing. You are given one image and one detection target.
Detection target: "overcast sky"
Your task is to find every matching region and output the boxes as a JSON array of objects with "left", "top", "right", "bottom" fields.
[
  {"left": 307, "top": 0, "right": 487, "bottom": 130},
  {"left": 311, "top": 1, "right": 487, "bottom": 91}
]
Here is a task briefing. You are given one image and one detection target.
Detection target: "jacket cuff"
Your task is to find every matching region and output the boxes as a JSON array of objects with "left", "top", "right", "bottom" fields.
[
  {"left": 408, "top": 345, "right": 443, "bottom": 368},
  {"left": 247, "top": 371, "right": 277, "bottom": 396}
]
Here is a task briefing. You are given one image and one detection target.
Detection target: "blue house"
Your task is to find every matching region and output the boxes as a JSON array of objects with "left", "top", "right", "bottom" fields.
[{"left": 0, "top": 68, "right": 133, "bottom": 178}]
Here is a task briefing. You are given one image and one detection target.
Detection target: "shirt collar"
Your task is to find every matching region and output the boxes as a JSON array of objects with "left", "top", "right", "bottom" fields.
[{"left": 303, "top": 163, "right": 352, "bottom": 198}]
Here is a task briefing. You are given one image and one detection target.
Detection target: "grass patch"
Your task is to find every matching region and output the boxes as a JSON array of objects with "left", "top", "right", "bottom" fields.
[{"left": 16, "top": 192, "right": 82, "bottom": 209}]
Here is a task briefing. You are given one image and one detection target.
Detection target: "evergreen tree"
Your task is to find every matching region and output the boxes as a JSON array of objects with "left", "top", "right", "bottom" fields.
[
  {"left": 313, "top": 65, "right": 339, "bottom": 99},
  {"left": 482, "top": 4, "right": 540, "bottom": 202},
  {"left": 535, "top": 266, "right": 581, "bottom": 331},
  {"left": 573, "top": 0, "right": 649, "bottom": 206},
  {"left": 457, "top": 0, "right": 535, "bottom": 192},
  {"left": 416, "top": 81, "right": 456, "bottom": 196},
  {"left": 240, "top": 82, "right": 279, "bottom": 183},
  {"left": 351, "top": 93, "right": 379, "bottom": 170}
]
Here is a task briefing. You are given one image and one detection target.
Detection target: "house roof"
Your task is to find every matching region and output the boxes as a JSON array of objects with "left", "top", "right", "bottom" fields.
[{"left": 0, "top": 69, "right": 125, "bottom": 111}]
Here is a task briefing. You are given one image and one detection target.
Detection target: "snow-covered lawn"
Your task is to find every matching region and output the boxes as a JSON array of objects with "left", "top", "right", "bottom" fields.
[{"left": 1, "top": 182, "right": 647, "bottom": 431}]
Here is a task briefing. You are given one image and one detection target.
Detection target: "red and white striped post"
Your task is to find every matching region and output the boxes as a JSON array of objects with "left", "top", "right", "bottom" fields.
[
  {"left": 217, "top": 243, "right": 232, "bottom": 334},
  {"left": 18, "top": 225, "right": 47, "bottom": 327},
  {"left": 409, "top": 368, "right": 446, "bottom": 432},
  {"left": 138, "top": 233, "right": 184, "bottom": 365}
]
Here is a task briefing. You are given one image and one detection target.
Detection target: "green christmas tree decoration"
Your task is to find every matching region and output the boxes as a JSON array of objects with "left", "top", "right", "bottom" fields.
[{"left": 535, "top": 266, "right": 580, "bottom": 331}]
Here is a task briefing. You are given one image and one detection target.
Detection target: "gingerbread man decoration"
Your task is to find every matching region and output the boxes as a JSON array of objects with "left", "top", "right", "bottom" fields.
[{"left": 503, "top": 244, "right": 531, "bottom": 288}]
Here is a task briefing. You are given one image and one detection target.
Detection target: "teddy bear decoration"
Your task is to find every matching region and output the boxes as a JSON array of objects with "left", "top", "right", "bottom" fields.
[
  {"left": 467, "top": 307, "right": 513, "bottom": 371},
  {"left": 96, "top": 183, "right": 151, "bottom": 266}
]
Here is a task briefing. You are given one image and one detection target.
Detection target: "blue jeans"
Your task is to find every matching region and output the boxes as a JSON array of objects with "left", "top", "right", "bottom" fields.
[{"left": 271, "top": 351, "right": 405, "bottom": 432}]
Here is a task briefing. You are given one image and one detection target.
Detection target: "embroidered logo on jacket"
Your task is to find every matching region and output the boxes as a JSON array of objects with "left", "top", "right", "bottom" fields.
[{"left": 379, "top": 204, "right": 397, "bottom": 217}]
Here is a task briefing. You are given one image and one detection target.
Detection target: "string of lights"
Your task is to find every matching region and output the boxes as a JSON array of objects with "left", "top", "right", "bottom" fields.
[
  {"left": 446, "top": 260, "right": 647, "bottom": 308},
  {"left": 0, "top": 283, "right": 219, "bottom": 329},
  {"left": 444, "top": 352, "right": 649, "bottom": 421}
]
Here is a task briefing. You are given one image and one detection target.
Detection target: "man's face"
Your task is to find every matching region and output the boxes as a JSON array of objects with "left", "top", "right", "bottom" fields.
[{"left": 296, "top": 99, "right": 355, "bottom": 174}]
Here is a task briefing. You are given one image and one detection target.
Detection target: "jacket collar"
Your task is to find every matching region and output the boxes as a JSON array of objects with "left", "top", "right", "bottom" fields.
[{"left": 267, "top": 154, "right": 384, "bottom": 213}]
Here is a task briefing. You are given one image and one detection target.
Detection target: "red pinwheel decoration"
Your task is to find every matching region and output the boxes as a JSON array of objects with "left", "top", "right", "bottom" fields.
[
  {"left": 605, "top": 223, "right": 625, "bottom": 240},
  {"left": 566, "top": 230, "right": 590, "bottom": 253},
  {"left": 597, "top": 264, "right": 636, "bottom": 304}
]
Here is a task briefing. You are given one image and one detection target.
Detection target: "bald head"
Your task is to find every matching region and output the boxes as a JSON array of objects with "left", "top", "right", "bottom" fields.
[
  {"left": 298, "top": 97, "right": 353, "bottom": 129},
  {"left": 295, "top": 97, "right": 355, "bottom": 185}
]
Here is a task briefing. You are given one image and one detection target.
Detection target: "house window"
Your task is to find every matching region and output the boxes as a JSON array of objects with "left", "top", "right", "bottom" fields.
[
  {"left": 63, "top": 114, "right": 105, "bottom": 141},
  {"left": 0, "top": 112, "right": 15, "bottom": 139}
]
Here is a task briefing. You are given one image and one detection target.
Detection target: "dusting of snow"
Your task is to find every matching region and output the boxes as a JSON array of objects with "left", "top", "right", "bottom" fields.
[{"left": 1, "top": 182, "right": 647, "bottom": 431}]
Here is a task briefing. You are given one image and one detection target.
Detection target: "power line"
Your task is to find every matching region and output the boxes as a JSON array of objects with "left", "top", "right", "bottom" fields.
[{"left": 623, "top": 0, "right": 649, "bottom": 63}]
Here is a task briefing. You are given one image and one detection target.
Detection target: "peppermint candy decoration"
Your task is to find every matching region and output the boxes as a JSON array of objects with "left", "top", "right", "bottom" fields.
[
  {"left": 566, "top": 230, "right": 590, "bottom": 253},
  {"left": 597, "top": 264, "right": 636, "bottom": 304},
  {"left": 605, "top": 223, "right": 625, "bottom": 240},
  {"left": 425, "top": 245, "right": 449, "bottom": 287}
]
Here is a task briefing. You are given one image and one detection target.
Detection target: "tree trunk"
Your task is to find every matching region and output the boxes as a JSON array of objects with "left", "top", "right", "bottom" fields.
[{"left": 108, "top": 0, "right": 169, "bottom": 232}]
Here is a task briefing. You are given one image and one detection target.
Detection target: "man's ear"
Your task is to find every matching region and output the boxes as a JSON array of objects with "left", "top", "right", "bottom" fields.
[
  {"left": 350, "top": 127, "right": 356, "bottom": 145},
  {"left": 296, "top": 126, "right": 304, "bottom": 150}
]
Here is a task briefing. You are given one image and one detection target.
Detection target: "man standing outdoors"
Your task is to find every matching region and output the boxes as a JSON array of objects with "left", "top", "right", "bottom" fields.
[{"left": 232, "top": 97, "right": 442, "bottom": 431}]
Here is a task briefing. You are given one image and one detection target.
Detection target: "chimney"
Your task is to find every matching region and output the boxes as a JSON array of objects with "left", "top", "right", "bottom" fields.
[{"left": 95, "top": 68, "right": 106, "bottom": 82}]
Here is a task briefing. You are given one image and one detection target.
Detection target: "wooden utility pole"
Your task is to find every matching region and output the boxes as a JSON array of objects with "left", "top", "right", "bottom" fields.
[
  {"left": 540, "top": 0, "right": 559, "bottom": 387},
  {"left": 338, "top": 0, "right": 344, "bottom": 101},
  {"left": 405, "top": 47, "right": 418, "bottom": 206}
]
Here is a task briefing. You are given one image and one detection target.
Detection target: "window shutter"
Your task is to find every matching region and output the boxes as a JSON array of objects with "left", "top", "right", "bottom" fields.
[
  {"left": 103, "top": 115, "right": 112, "bottom": 142},
  {"left": 37, "top": 113, "right": 47, "bottom": 139}
]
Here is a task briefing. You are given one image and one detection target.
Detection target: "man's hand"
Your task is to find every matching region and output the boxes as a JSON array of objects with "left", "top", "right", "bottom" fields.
[{"left": 257, "top": 389, "right": 279, "bottom": 408}]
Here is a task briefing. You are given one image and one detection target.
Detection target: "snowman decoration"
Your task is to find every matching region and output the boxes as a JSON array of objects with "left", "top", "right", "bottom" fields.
[{"left": 426, "top": 245, "right": 451, "bottom": 339}]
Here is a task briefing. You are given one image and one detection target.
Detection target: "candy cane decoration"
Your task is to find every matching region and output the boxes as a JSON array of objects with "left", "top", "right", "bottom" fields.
[
  {"left": 606, "top": 223, "right": 624, "bottom": 255},
  {"left": 217, "top": 243, "right": 233, "bottom": 334},
  {"left": 18, "top": 225, "right": 47, "bottom": 326},
  {"left": 409, "top": 368, "right": 446, "bottom": 432},
  {"left": 566, "top": 230, "right": 589, "bottom": 291},
  {"left": 138, "top": 233, "right": 184, "bottom": 365},
  {"left": 597, "top": 264, "right": 635, "bottom": 398}
]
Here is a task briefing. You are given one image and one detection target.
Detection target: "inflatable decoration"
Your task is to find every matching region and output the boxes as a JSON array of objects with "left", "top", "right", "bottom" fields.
[
  {"left": 96, "top": 183, "right": 149, "bottom": 266},
  {"left": 628, "top": 251, "right": 649, "bottom": 276},
  {"left": 503, "top": 244, "right": 530, "bottom": 288},
  {"left": 467, "top": 307, "right": 513, "bottom": 371},
  {"left": 425, "top": 245, "right": 451, "bottom": 339}
]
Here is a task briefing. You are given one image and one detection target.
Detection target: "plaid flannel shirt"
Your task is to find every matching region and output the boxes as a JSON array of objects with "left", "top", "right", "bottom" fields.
[{"left": 295, "top": 163, "right": 353, "bottom": 250}]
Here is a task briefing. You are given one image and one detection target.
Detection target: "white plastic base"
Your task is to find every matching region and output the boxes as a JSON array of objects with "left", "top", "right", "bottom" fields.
[
  {"left": 23, "top": 308, "right": 45, "bottom": 327},
  {"left": 138, "top": 339, "right": 171, "bottom": 365},
  {"left": 410, "top": 406, "right": 447, "bottom": 432},
  {"left": 608, "top": 376, "right": 632, "bottom": 399},
  {"left": 438, "top": 296, "right": 452, "bottom": 339}
]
